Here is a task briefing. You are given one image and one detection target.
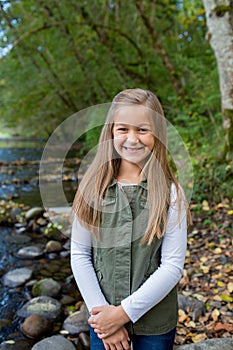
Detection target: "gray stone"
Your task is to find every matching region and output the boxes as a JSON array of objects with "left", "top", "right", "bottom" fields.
[
  {"left": 32, "top": 278, "right": 61, "bottom": 297},
  {"left": 21, "top": 314, "right": 52, "bottom": 338},
  {"left": 45, "top": 240, "right": 63, "bottom": 253},
  {"left": 17, "top": 296, "right": 61, "bottom": 320},
  {"left": 0, "top": 339, "right": 32, "bottom": 349},
  {"left": 175, "top": 338, "right": 233, "bottom": 350},
  {"left": 25, "top": 207, "right": 44, "bottom": 220},
  {"left": 63, "top": 310, "right": 90, "bottom": 335},
  {"left": 31, "top": 335, "right": 76, "bottom": 350},
  {"left": 16, "top": 245, "right": 44, "bottom": 259},
  {"left": 3, "top": 267, "right": 33, "bottom": 287},
  {"left": 178, "top": 294, "right": 206, "bottom": 321}
]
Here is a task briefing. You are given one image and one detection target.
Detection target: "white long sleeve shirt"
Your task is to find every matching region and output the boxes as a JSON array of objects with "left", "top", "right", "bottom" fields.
[{"left": 70, "top": 183, "right": 187, "bottom": 323}]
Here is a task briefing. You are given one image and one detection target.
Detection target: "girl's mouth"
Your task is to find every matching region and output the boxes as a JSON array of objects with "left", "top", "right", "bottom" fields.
[{"left": 123, "top": 146, "right": 144, "bottom": 153}]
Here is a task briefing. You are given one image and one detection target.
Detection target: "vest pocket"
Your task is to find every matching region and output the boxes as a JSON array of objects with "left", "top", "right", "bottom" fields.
[{"left": 93, "top": 254, "right": 103, "bottom": 282}]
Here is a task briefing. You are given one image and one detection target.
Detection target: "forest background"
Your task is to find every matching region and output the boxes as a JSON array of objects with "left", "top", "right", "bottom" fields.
[
  {"left": 0, "top": 0, "right": 232, "bottom": 204},
  {"left": 0, "top": 1, "right": 233, "bottom": 346}
]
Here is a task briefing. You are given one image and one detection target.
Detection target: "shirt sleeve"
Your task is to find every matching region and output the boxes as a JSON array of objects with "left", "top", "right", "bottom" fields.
[
  {"left": 70, "top": 218, "right": 109, "bottom": 312},
  {"left": 121, "top": 183, "right": 187, "bottom": 323}
]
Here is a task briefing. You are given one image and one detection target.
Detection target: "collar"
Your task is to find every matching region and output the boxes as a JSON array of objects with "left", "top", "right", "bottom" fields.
[{"left": 108, "top": 178, "right": 147, "bottom": 190}]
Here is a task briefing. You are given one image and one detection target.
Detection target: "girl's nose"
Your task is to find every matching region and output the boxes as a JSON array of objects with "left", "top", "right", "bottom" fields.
[{"left": 127, "top": 130, "right": 139, "bottom": 144}]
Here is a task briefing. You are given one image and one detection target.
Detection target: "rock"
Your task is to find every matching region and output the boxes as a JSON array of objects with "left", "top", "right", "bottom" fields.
[
  {"left": 15, "top": 245, "right": 44, "bottom": 259},
  {"left": 62, "top": 310, "right": 90, "bottom": 335},
  {"left": 21, "top": 314, "right": 52, "bottom": 339},
  {"left": 4, "top": 233, "right": 31, "bottom": 244},
  {"left": 175, "top": 337, "right": 233, "bottom": 349},
  {"left": 79, "top": 332, "right": 90, "bottom": 348},
  {"left": 0, "top": 339, "right": 33, "bottom": 349},
  {"left": 63, "top": 240, "right": 71, "bottom": 250},
  {"left": 178, "top": 294, "right": 206, "bottom": 321},
  {"left": 32, "top": 278, "right": 61, "bottom": 297},
  {"left": 17, "top": 296, "right": 61, "bottom": 320},
  {"left": 3, "top": 267, "right": 33, "bottom": 287},
  {"left": 31, "top": 335, "right": 76, "bottom": 350},
  {"left": 45, "top": 240, "right": 63, "bottom": 253},
  {"left": 25, "top": 207, "right": 44, "bottom": 220},
  {"left": 60, "top": 250, "right": 70, "bottom": 258},
  {"left": 59, "top": 294, "right": 76, "bottom": 305}
]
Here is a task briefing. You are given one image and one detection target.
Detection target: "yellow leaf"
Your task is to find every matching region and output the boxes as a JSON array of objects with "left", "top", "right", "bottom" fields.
[
  {"left": 200, "top": 265, "right": 210, "bottom": 273},
  {"left": 227, "top": 282, "right": 233, "bottom": 293},
  {"left": 211, "top": 308, "right": 220, "bottom": 321},
  {"left": 215, "top": 203, "right": 229, "bottom": 209},
  {"left": 217, "top": 280, "right": 225, "bottom": 288},
  {"left": 202, "top": 200, "right": 210, "bottom": 210},
  {"left": 178, "top": 309, "right": 188, "bottom": 323},
  {"left": 227, "top": 210, "right": 233, "bottom": 215},
  {"left": 191, "top": 333, "right": 207, "bottom": 343},
  {"left": 214, "top": 247, "right": 222, "bottom": 254},
  {"left": 185, "top": 320, "right": 196, "bottom": 328},
  {"left": 200, "top": 256, "right": 208, "bottom": 263},
  {"left": 193, "top": 294, "right": 208, "bottom": 302},
  {"left": 220, "top": 294, "right": 233, "bottom": 302}
]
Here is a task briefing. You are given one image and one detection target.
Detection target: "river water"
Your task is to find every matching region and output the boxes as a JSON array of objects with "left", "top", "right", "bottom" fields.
[{"left": 0, "top": 139, "right": 78, "bottom": 342}]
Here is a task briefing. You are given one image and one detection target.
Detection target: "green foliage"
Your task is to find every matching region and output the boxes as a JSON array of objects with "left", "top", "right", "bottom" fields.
[
  {"left": 0, "top": 0, "right": 232, "bottom": 202},
  {"left": 192, "top": 159, "right": 233, "bottom": 204}
]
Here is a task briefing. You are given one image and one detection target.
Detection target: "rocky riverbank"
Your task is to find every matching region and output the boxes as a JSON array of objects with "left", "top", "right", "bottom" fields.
[{"left": 0, "top": 200, "right": 232, "bottom": 349}]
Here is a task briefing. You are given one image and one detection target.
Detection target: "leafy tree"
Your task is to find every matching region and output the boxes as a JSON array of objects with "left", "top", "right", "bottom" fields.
[{"left": 202, "top": 0, "right": 233, "bottom": 161}]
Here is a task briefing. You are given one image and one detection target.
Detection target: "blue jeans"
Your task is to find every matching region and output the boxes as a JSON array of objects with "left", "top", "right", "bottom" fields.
[{"left": 90, "top": 326, "right": 176, "bottom": 350}]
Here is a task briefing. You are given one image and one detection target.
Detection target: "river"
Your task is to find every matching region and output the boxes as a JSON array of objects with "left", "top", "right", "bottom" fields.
[{"left": 0, "top": 138, "right": 78, "bottom": 343}]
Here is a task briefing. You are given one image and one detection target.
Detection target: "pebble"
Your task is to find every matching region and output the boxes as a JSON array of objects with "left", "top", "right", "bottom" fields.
[
  {"left": 15, "top": 245, "right": 44, "bottom": 259},
  {"left": 25, "top": 207, "right": 44, "bottom": 220},
  {"left": 62, "top": 310, "right": 90, "bottom": 335},
  {"left": 1, "top": 204, "right": 231, "bottom": 350},
  {"left": 3, "top": 267, "right": 33, "bottom": 287},
  {"left": 17, "top": 296, "right": 61, "bottom": 320},
  {"left": 31, "top": 335, "right": 76, "bottom": 350},
  {"left": 32, "top": 278, "right": 61, "bottom": 297},
  {"left": 79, "top": 332, "right": 90, "bottom": 348},
  {"left": 45, "top": 240, "right": 63, "bottom": 253},
  {"left": 175, "top": 337, "right": 233, "bottom": 349},
  {"left": 21, "top": 314, "right": 52, "bottom": 338}
]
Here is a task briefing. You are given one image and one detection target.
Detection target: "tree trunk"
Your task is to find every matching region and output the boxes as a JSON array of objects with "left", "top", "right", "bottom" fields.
[
  {"left": 202, "top": 0, "right": 233, "bottom": 160},
  {"left": 135, "top": 0, "right": 185, "bottom": 97}
]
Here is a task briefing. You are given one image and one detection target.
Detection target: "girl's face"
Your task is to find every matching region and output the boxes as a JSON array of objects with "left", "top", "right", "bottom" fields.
[{"left": 112, "top": 105, "right": 155, "bottom": 165}]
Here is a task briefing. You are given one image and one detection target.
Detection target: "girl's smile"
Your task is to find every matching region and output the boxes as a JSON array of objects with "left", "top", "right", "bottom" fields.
[{"left": 112, "top": 105, "right": 155, "bottom": 165}]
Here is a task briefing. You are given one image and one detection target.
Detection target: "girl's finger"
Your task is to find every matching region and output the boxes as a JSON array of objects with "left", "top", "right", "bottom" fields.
[
  {"left": 122, "top": 340, "right": 131, "bottom": 350},
  {"left": 103, "top": 343, "right": 110, "bottom": 350}
]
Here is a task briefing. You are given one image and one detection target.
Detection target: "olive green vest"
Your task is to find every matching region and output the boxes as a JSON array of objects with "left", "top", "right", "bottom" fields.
[{"left": 92, "top": 179, "right": 178, "bottom": 335}]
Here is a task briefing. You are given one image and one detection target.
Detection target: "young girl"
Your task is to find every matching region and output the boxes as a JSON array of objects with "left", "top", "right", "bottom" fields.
[{"left": 71, "top": 88, "right": 191, "bottom": 350}]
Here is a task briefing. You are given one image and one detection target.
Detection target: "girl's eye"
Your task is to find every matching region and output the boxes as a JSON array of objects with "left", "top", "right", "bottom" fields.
[
  {"left": 138, "top": 128, "right": 149, "bottom": 133},
  {"left": 117, "top": 128, "right": 128, "bottom": 132}
]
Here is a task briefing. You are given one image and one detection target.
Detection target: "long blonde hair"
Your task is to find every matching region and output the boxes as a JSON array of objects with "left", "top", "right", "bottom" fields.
[{"left": 72, "top": 88, "right": 190, "bottom": 244}]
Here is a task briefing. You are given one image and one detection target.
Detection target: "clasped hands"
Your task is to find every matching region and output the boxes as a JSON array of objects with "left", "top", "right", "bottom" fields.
[{"left": 88, "top": 305, "right": 131, "bottom": 350}]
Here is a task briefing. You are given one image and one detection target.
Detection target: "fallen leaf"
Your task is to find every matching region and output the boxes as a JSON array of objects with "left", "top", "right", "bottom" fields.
[
  {"left": 220, "top": 294, "right": 233, "bottom": 302},
  {"left": 178, "top": 309, "right": 188, "bottom": 323},
  {"left": 227, "top": 282, "right": 233, "bottom": 293},
  {"left": 214, "top": 322, "right": 233, "bottom": 332},
  {"left": 214, "top": 247, "right": 222, "bottom": 254},
  {"left": 191, "top": 333, "right": 207, "bottom": 342},
  {"left": 217, "top": 280, "right": 225, "bottom": 288},
  {"left": 211, "top": 308, "right": 220, "bottom": 321},
  {"left": 202, "top": 200, "right": 210, "bottom": 211},
  {"left": 185, "top": 320, "right": 196, "bottom": 328}
]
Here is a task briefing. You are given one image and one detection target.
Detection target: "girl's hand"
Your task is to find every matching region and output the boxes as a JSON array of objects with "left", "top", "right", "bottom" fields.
[
  {"left": 102, "top": 327, "right": 131, "bottom": 350},
  {"left": 88, "top": 305, "right": 130, "bottom": 338}
]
